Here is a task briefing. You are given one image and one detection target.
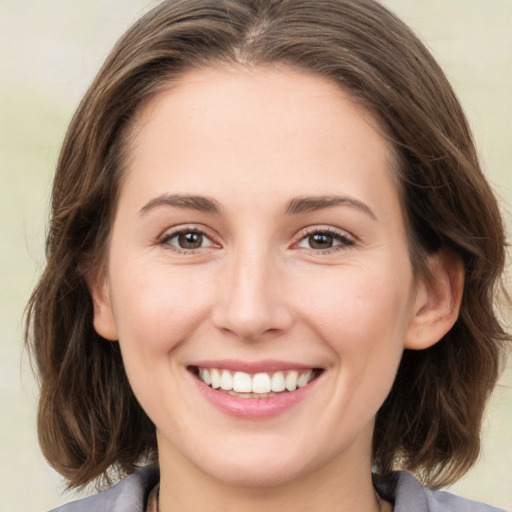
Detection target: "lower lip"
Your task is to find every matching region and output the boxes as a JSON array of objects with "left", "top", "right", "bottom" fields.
[{"left": 193, "top": 374, "right": 320, "bottom": 420}]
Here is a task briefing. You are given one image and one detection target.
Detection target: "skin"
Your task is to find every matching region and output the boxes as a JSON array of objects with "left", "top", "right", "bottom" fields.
[{"left": 92, "top": 66, "right": 462, "bottom": 512}]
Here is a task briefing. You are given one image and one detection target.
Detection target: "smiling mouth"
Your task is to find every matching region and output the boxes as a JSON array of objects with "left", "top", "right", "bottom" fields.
[{"left": 189, "top": 366, "right": 323, "bottom": 398}]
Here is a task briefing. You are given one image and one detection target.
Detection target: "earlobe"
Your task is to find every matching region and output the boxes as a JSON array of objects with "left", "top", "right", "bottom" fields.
[
  {"left": 88, "top": 272, "right": 118, "bottom": 341},
  {"left": 405, "top": 251, "right": 464, "bottom": 350}
]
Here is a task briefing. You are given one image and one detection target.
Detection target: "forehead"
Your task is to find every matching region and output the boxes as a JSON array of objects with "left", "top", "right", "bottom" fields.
[
  {"left": 129, "top": 65, "right": 395, "bottom": 164},
  {"left": 121, "top": 65, "right": 401, "bottom": 221}
]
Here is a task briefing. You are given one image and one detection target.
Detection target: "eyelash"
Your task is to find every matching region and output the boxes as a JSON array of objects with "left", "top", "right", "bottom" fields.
[
  {"left": 294, "top": 226, "right": 355, "bottom": 254},
  {"left": 157, "top": 227, "right": 219, "bottom": 254},
  {"left": 157, "top": 226, "right": 355, "bottom": 254}
]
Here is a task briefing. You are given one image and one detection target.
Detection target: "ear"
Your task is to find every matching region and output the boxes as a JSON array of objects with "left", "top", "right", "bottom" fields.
[
  {"left": 405, "top": 250, "right": 464, "bottom": 350},
  {"left": 88, "top": 271, "right": 118, "bottom": 341}
]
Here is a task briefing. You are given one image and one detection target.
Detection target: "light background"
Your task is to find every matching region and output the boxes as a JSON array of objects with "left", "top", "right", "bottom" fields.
[{"left": 0, "top": 1, "right": 510, "bottom": 510}]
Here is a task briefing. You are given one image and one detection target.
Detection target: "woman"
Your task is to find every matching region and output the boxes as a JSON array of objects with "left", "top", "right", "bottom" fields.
[{"left": 25, "top": 0, "right": 509, "bottom": 511}]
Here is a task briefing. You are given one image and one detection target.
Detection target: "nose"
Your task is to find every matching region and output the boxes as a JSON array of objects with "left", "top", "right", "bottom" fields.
[{"left": 212, "top": 247, "right": 294, "bottom": 341}]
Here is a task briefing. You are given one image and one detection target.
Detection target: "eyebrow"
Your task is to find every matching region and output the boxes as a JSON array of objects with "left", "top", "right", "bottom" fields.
[
  {"left": 138, "top": 193, "right": 376, "bottom": 220},
  {"left": 285, "top": 195, "right": 377, "bottom": 220},
  {"left": 139, "top": 194, "right": 222, "bottom": 215}
]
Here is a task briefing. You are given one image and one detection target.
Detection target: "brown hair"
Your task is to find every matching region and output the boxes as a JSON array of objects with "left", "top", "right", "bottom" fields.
[{"left": 25, "top": 0, "right": 509, "bottom": 490}]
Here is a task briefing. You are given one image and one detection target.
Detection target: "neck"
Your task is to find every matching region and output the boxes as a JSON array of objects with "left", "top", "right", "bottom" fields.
[{"left": 157, "top": 431, "right": 385, "bottom": 512}]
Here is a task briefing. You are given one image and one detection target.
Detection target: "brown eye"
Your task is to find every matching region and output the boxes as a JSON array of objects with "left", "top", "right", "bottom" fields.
[
  {"left": 177, "top": 231, "right": 204, "bottom": 249},
  {"left": 162, "top": 229, "right": 215, "bottom": 251},
  {"left": 296, "top": 228, "right": 354, "bottom": 252},
  {"left": 308, "top": 233, "right": 334, "bottom": 249}
]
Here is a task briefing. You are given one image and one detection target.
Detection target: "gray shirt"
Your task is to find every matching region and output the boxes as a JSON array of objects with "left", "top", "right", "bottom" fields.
[{"left": 49, "top": 467, "right": 507, "bottom": 512}]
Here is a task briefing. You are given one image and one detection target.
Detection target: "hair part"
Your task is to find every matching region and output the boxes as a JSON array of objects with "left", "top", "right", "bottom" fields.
[{"left": 25, "top": 0, "right": 509, "bottom": 489}]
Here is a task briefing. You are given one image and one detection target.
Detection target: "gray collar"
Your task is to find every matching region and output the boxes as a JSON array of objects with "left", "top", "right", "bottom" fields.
[{"left": 50, "top": 467, "right": 506, "bottom": 512}]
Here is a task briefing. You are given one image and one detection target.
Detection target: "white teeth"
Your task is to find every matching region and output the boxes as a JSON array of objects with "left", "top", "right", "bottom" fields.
[
  {"left": 210, "top": 368, "right": 221, "bottom": 389},
  {"left": 271, "top": 371, "right": 286, "bottom": 392},
  {"left": 197, "top": 367, "right": 317, "bottom": 395},
  {"left": 221, "top": 369, "right": 233, "bottom": 390},
  {"left": 233, "top": 371, "right": 252, "bottom": 393},
  {"left": 252, "top": 373, "right": 272, "bottom": 393},
  {"left": 285, "top": 370, "right": 299, "bottom": 391},
  {"left": 202, "top": 368, "right": 211, "bottom": 386},
  {"left": 298, "top": 370, "right": 312, "bottom": 388}
]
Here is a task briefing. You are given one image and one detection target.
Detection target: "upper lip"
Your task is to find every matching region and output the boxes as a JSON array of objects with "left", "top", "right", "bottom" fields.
[{"left": 188, "top": 359, "right": 322, "bottom": 373}]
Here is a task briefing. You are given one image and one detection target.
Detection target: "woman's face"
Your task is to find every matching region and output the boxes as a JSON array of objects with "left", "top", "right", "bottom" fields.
[{"left": 93, "top": 66, "right": 427, "bottom": 486}]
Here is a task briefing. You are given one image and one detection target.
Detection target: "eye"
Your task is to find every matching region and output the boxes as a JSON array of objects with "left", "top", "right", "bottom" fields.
[
  {"left": 160, "top": 229, "right": 216, "bottom": 251},
  {"left": 296, "top": 228, "right": 354, "bottom": 252}
]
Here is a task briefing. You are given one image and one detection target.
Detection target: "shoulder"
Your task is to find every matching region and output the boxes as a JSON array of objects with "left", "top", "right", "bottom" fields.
[
  {"left": 48, "top": 466, "right": 159, "bottom": 512},
  {"left": 375, "top": 471, "right": 508, "bottom": 512}
]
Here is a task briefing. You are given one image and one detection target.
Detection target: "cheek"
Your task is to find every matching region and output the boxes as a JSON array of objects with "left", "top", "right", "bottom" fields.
[
  {"left": 321, "top": 273, "right": 412, "bottom": 426},
  {"left": 299, "top": 262, "right": 414, "bottom": 379},
  {"left": 307, "top": 267, "right": 411, "bottom": 333},
  {"left": 109, "top": 261, "right": 212, "bottom": 357},
  {"left": 108, "top": 264, "right": 214, "bottom": 418}
]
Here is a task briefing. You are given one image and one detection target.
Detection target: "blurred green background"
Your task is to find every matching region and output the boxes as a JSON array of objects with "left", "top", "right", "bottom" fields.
[{"left": 0, "top": 1, "right": 510, "bottom": 510}]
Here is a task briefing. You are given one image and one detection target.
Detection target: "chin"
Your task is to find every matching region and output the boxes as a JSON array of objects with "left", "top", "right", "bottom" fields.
[
  {"left": 193, "top": 434, "right": 338, "bottom": 489},
  {"left": 171, "top": 435, "right": 303, "bottom": 487},
  {"left": 204, "top": 457, "right": 305, "bottom": 488}
]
